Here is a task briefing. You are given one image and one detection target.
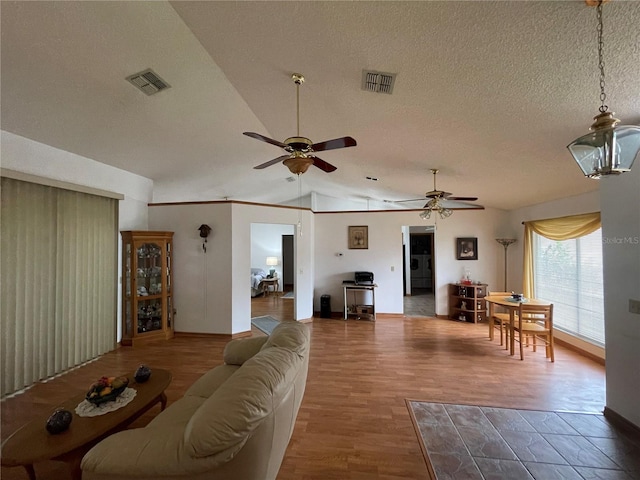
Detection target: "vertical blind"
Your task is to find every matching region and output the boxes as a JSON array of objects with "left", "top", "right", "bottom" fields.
[
  {"left": 1, "top": 177, "right": 118, "bottom": 397},
  {"left": 533, "top": 229, "right": 605, "bottom": 346}
]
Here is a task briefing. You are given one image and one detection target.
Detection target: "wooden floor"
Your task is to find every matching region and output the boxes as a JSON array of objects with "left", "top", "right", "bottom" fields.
[{"left": 1, "top": 295, "right": 606, "bottom": 480}]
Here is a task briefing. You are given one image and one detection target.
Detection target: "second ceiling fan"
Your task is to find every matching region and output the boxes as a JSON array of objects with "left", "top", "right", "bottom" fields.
[
  {"left": 397, "top": 169, "right": 479, "bottom": 206},
  {"left": 243, "top": 73, "right": 357, "bottom": 175}
]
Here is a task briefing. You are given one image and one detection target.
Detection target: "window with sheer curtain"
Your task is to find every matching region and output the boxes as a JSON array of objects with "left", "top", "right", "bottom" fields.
[
  {"left": 532, "top": 228, "right": 605, "bottom": 346},
  {"left": 1, "top": 177, "right": 118, "bottom": 397}
]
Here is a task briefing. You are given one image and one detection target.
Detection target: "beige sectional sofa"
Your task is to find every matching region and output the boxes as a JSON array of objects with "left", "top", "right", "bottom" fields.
[{"left": 81, "top": 321, "right": 310, "bottom": 480}]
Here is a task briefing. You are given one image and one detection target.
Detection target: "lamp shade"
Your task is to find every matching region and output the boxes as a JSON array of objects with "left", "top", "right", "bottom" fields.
[
  {"left": 568, "top": 122, "right": 640, "bottom": 178},
  {"left": 266, "top": 257, "right": 278, "bottom": 267}
]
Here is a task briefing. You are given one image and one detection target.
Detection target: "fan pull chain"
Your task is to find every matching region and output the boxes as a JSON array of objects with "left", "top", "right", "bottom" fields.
[{"left": 297, "top": 173, "right": 303, "bottom": 236}]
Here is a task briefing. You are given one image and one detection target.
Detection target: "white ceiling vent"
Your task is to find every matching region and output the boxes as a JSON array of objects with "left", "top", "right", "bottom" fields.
[
  {"left": 126, "top": 69, "right": 171, "bottom": 96},
  {"left": 362, "top": 70, "right": 396, "bottom": 94}
]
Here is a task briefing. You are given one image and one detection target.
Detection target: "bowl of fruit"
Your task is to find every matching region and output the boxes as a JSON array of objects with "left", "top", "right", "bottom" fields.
[{"left": 86, "top": 376, "right": 129, "bottom": 405}]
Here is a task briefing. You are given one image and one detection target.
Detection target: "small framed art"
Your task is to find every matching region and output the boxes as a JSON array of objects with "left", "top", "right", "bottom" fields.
[
  {"left": 456, "top": 237, "right": 477, "bottom": 260},
  {"left": 348, "top": 226, "right": 368, "bottom": 249}
]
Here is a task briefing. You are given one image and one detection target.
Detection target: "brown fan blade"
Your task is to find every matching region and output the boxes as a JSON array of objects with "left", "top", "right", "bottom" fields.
[
  {"left": 243, "top": 132, "right": 288, "bottom": 149},
  {"left": 253, "top": 155, "right": 291, "bottom": 170},
  {"left": 311, "top": 156, "right": 337, "bottom": 173},
  {"left": 311, "top": 136, "right": 357, "bottom": 152},
  {"left": 448, "top": 196, "right": 478, "bottom": 201},
  {"left": 395, "top": 198, "right": 426, "bottom": 203}
]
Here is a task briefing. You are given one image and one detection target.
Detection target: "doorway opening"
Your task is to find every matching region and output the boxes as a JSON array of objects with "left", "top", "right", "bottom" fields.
[
  {"left": 281, "top": 234, "right": 294, "bottom": 295},
  {"left": 250, "top": 223, "right": 295, "bottom": 320},
  {"left": 403, "top": 226, "right": 436, "bottom": 317}
]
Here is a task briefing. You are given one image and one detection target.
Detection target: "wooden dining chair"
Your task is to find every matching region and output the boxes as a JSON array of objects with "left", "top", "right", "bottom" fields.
[
  {"left": 512, "top": 303, "right": 554, "bottom": 362},
  {"left": 488, "top": 291, "right": 513, "bottom": 348}
]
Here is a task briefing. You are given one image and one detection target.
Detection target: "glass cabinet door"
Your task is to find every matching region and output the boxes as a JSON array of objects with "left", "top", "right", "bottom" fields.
[
  {"left": 136, "top": 242, "right": 162, "bottom": 297},
  {"left": 121, "top": 231, "right": 174, "bottom": 346},
  {"left": 123, "top": 242, "right": 133, "bottom": 338},
  {"left": 136, "top": 242, "right": 163, "bottom": 333}
]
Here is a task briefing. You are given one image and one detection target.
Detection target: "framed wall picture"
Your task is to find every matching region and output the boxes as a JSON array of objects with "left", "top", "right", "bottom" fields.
[
  {"left": 456, "top": 237, "right": 477, "bottom": 260},
  {"left": 348, "top": 226, "right": 368, "bottom": 249}
]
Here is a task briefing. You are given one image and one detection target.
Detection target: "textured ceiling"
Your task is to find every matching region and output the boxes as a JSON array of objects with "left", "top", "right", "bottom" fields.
[{"left": 2, "top": 1, "right": 639, "bottom": 211}]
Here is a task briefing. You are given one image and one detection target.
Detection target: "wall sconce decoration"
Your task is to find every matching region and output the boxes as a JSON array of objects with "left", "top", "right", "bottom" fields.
[{"left": 198, "top": 224, "right": 212, "bottom": 252}]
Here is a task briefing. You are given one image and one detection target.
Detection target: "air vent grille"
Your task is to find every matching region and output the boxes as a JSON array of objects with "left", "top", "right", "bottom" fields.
[
  {"left": 126, "top": 69, "right": 171, "bottom": 96},
  {"left": 362, "top": 70, "right": 396, "bottom": 94}
]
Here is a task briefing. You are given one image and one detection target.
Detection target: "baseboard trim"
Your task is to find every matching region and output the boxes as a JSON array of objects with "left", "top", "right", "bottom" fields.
[
  {"left": 174, "top": 330, "right": 251, "bottom": 340},
  {"left": 603, "top": 406, "right": 640, "bottom": 435},
  {"left": 554, "top": 337, "right": 605, "bottom": 366}
]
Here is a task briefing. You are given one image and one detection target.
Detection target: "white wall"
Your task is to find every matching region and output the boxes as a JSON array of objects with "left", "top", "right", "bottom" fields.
[
  {"left": 313, "top": 208, "right": 507, "bottom": 316},
  {"left": 148, "top": 203, "right": 233, "bottom": 335},
  {"left": 233, "top": 204, "right": 314, "bottom": 327},
  {"left": 148, "top": 203, "right": 313, "bottom": 335},
  {"left": 1, "top": 130, "right": 153, "bottom": 341},
  {"left": 250, "top": 223, "right": 294, "bottom": 286},
  {"left": 600, "top": 165, "right": 640, "bottom": 428}
]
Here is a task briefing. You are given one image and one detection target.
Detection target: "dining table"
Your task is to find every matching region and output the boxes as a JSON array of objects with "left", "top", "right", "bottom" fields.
[{"left": 484, "top": 295, "right": 553, "bottom": 356}]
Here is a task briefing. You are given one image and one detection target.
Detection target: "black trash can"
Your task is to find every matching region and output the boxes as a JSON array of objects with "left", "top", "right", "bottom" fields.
[{"left": 320, "top": 294, "right": 331, "bottom": 318}]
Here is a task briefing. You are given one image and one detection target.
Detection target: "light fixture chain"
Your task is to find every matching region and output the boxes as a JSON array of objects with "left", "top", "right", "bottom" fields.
[{"left": 596, "top": 1, "right": 608, "bottom": 113}]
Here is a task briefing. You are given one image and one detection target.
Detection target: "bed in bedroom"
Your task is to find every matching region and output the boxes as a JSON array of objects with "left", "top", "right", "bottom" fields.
[{"left": 251, "top": 268, "right": 268, "bottom": 297}]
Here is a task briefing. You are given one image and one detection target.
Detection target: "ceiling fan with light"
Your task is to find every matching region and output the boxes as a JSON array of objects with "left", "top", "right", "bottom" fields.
[
  {"left": 243, "top": 73, "right": 357, "bottom": 175},
  {"left": 392, "top": 169, "right": 482, "bottom": 219}
]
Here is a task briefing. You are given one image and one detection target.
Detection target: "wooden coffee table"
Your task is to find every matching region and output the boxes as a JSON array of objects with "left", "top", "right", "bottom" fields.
[{"left": 1, "top": 368, "right": 171, "bottom": 480}]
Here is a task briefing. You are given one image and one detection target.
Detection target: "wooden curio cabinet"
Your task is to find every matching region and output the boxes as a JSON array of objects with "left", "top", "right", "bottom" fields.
[
  {"left": 121, "top": 231, "right": 174, "bottom": 346},
  {"left": 448, "top": 283, "right": 488, "bottom": 324}
]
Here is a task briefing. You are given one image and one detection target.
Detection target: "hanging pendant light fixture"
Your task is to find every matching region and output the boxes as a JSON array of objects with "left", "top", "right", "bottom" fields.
[
  {"left": 419, "top": 197, "right": 453, "bottom": 220},
  {"left": 567, "top": 0, "right": 640, "bottom": 178}
]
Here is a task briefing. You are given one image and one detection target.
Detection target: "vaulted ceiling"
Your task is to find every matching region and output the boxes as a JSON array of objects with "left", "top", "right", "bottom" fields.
[{"left": 2, "top": 1, "right": 639, "bottom": 211}]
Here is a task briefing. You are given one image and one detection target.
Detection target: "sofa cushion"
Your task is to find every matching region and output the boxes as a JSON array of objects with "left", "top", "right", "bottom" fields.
[
  {"left": 260, "top": 321, "right": 310, "bottom": 356},
  {"left": 184, "top": 345, "right": 303, "bottom": 458},
  {"left": 223, "top": 336, "right": 269, "bottom": 366},
  {"left": 185, "top": 364, "right": 240, "bottom": 398},
  {"left": 147, "top": 396, "right": 207, "bottom": 428}
]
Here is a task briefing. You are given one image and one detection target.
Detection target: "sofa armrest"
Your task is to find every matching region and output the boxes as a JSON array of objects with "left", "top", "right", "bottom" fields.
[
  {"left": 223, "top": 336, "right": 268, "bottom": 365},
  {"left": 81, "top": 426, "right": 231, "bottom": 477}
]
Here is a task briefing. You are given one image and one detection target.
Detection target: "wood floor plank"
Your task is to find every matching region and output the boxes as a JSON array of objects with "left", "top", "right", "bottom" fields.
[{"left": 1, "top": 300, "right": 606, "bottom": 479}]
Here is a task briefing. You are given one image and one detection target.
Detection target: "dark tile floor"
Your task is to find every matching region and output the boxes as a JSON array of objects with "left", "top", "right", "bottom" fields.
[{"left": 408, "top": 402, "right": 640, "bottom": 480}]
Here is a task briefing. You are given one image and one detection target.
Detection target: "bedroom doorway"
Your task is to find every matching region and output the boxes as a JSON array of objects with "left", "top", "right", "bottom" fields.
[
  {"left": 403, "top": 226, "right": 436, "bottom": 317},
  {"left": 282, "top": 234, "right": 294, "bottom": 294},
  {"left": 250, "top": 223, "right": 295, "bottom": 320}
]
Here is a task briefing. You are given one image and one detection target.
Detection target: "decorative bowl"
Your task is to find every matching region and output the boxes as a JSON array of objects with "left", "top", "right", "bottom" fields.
[{"left": 86, "top": 376, "right": 129, "bottom": 405}]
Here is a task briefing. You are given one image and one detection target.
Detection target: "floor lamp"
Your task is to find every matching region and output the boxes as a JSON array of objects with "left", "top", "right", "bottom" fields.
[{"left": 495, "top": 238, "right": 517, "bottom": 291}]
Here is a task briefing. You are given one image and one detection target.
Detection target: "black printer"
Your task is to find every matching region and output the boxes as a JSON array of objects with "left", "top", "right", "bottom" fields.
[{"left": 355, "top": 271, "right": 374, "bottom": 285}]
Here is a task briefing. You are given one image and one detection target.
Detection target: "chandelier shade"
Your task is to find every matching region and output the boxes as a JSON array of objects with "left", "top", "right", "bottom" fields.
[
  {"left": 419, "top": 198, "right": 453, "bottom": 220},
  {"left": 568, "top": 115, "right": 640, "bottom": 178},
  {"left": 568, "top": 0, "right": 640, "bottom": 178}
]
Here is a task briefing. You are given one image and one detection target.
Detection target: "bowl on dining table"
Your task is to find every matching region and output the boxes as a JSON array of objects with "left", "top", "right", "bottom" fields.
[{"left": 510, "top": 293, "right": 525, "bottom": 301}]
